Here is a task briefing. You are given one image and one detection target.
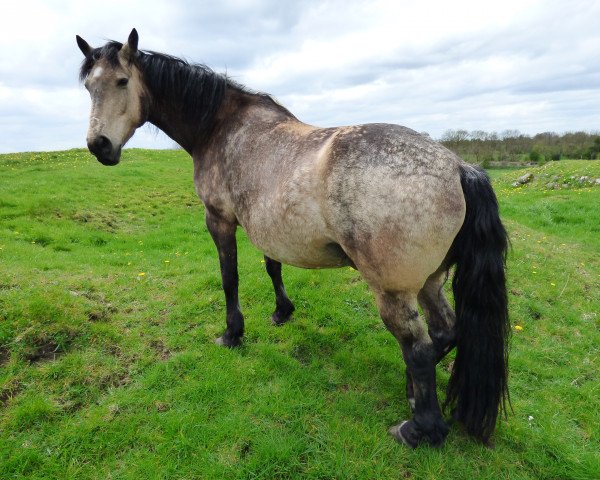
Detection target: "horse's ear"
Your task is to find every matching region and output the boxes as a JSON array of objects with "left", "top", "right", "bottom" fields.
[
  {"left": 76, "top": 35, "right": 93, "bottom": 58},
  {"left": 120, "top": 28, "right": 139, "bottom": 60}
]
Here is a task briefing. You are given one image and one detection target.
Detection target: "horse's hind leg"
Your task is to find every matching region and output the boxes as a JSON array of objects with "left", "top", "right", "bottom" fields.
[
  {"left": 404, "top": 270, "right": 456, "bottom": 412},
  {"left": 375, "top": 290, "right": 449, "bottom": 448},
  {"left": 418, "top": 269, "right": 456, "bottom": 363},
  {"left": 264, "top": 256, "right": 295, "bottom": 325}
]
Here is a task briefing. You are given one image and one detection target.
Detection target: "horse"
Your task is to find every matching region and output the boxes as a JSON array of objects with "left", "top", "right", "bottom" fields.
[{"left": 76, "top": 29, "right": 510, "bottom": 448}]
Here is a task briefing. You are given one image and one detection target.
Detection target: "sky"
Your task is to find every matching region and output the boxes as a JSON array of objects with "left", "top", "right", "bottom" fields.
[{"left": 1, "top": 0, "right": 599, "bottom": 153}]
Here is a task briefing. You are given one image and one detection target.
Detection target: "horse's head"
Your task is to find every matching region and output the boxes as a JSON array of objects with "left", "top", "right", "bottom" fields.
[{"left": 76, "top": 29, "right": 147, "bottom": 166}]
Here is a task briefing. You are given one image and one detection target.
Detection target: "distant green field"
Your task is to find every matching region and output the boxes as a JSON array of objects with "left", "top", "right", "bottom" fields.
[{"left": 1, "top": 150, "right": 599, "bottom": 479}]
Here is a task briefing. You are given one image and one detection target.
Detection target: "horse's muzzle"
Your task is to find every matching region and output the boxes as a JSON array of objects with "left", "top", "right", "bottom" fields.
[{"left": 87, "top": 135, "right": 121, "bottom": 166}]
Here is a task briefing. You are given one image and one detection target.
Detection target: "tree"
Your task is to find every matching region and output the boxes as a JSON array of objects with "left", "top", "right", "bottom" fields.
[{"left": 439, "top": 129, "right": 599, "bottom": 164}]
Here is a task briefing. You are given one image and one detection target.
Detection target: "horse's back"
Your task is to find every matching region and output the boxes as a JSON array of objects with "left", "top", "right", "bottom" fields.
[{"left": 322, "top": 123, "right": 466, "bottom": 291}]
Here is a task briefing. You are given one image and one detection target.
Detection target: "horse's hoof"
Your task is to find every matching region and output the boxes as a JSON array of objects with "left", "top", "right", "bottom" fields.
[
  {"left": 271, "top": 306, "right": 294, "bottom": 326},
  {"left": 214, "top": 335, "right": 242, "bottom": 348},
  {"left": 482, "top": 438, "right": 495, "bottom": 449},
  {"left": 271, "top": 311, "right": 291, "bottom": 326},
  {"left": 389, "top": 421, "right": 418, "bottom": 448}
]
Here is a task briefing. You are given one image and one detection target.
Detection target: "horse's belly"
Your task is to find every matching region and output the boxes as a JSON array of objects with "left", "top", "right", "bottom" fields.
[
  {"left": 261, "top": 238, "right": 352, "bottom": 269},
  {"left": 241, "top": 205, "right": 351, "bottom": 269}
]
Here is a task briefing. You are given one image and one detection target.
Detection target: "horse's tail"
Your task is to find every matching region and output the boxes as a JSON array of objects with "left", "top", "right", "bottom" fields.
[{"left": 444, "top": 163, "right": 510, "bottom": 443}]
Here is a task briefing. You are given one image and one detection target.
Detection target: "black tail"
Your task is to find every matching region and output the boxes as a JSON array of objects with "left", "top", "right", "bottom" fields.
[{"left": 445, "top": 164, "right": 510, "bottom": 443}]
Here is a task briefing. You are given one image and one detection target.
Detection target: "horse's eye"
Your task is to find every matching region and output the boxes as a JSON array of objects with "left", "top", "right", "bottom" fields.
[{"left": 117, "top": 78, "right": 129, "bottom": 87}]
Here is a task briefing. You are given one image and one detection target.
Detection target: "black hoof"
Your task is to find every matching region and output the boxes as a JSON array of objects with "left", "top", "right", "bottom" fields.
[
  {"left": 389, "top": 418, "right": 449, "bottom": 448},
  {"left": 215, "top": 333, "right": 242, "bottom": 348},
  {"left": 271, "top": 304, "right": 295, "bottom": 326},
  {"left": 389, "top": 421, "right": 419, "bottom": 448}
]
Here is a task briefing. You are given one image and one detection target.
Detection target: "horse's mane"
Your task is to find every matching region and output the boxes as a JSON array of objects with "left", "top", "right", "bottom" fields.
[{"left": 79, "top": 41, "right": 294, "bottom": 129}]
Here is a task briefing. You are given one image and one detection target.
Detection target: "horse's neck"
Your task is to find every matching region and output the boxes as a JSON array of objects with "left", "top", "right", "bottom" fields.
[
  {"left": 147, "top": 101, "right": 200, "bottom": 154},
  {"left": 147, "top": 87, "right": 296, "bottom": 155}
]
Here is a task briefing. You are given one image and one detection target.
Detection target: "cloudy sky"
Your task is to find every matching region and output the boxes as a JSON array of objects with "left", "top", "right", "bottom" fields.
[{"left": 1, "top": 0, "right": 599, "bottom": 153}]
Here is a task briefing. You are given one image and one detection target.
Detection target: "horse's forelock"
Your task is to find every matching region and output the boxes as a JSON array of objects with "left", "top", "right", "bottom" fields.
[{"left": 79, "top": 41, "right": 124, "bottom": 82}]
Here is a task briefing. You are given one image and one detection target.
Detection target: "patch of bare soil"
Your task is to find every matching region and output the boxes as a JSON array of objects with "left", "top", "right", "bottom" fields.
[
  {"left": 0, "top": 346, "right": 9, "bottom": 366},
  {"left": 149, "top": 339, "right": 171, "bottom": 360},
  {"left": 0, "top": 379, "right": 22, "bottom": 406},
  {"left": 25, "top": 339, "right": 61, "bottom": 364}
]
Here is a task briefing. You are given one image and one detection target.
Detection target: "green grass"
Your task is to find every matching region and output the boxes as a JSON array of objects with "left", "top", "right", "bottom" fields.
[{"left": 1, "top": 150, "right": 599, "bottom": 479}]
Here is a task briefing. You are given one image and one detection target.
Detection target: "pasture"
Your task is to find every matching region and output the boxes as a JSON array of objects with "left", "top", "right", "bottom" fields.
[{"left": 0, "top": 149, "right": 598, "bottom": 479}]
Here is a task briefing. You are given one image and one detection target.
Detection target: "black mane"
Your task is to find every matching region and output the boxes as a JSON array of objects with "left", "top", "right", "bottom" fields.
[{"left": 79, "top": 41, "right": 294, "bottom": 131}]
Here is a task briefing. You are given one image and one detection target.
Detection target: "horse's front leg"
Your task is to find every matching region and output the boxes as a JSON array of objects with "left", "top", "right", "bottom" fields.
[
  {"left": 206, "top": 211, "right": 244, "bottom": 347},
  {"left": 264, "top": 256, "right": 295, "bottom": 325}
]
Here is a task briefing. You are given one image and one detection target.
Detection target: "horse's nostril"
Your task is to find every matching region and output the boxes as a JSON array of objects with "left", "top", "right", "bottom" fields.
[
  {"left": 87, "top": 135, "right": 112, "bottom": 156},
  {"left": 98, "top": 135, "right": 110, "bottom": 149}
]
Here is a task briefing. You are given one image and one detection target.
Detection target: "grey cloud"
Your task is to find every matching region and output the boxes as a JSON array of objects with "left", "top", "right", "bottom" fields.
[{"left": 1, "top": 0, "right": 600, "bottom": 153}]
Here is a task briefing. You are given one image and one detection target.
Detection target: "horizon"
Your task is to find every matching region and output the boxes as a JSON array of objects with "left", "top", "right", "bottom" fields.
[{"left": 3, "top": 128, "right": 600, "bottom": 156}]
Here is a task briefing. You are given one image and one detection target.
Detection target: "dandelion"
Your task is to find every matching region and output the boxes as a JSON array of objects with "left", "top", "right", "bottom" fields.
[
  {"left": 164, "top": 260, "right": 170, "bottom": 263},
  {"left": 138, "top": 272, "right": 146, "bottom": 276},
  {"left": 514, "top": 325, "right": 523, "bottom": 331}
]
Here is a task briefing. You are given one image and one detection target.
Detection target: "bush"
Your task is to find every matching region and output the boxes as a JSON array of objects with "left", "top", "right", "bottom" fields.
[{"left": 529, "top": 148, "right": 542, "bottom": 163}]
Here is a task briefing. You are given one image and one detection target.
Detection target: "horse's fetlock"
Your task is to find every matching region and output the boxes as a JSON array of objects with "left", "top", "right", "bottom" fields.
[{"left": 414, "top": 414, "right": 449, "bottom": 447}]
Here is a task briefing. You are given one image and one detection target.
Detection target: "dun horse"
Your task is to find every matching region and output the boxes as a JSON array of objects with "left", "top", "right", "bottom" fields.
[{"left": 76, "top": 29, "right": 510, "bottom": 448}]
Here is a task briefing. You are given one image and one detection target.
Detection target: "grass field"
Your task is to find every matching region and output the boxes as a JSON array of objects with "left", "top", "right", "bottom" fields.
[{"left": 1, "top": 150, "right": 599, "bottom": 479}]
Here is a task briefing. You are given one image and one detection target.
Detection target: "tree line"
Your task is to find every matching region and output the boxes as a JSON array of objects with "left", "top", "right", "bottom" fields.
[{"left": 438, "top": 130, "right": 600, "bottom": 165}]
